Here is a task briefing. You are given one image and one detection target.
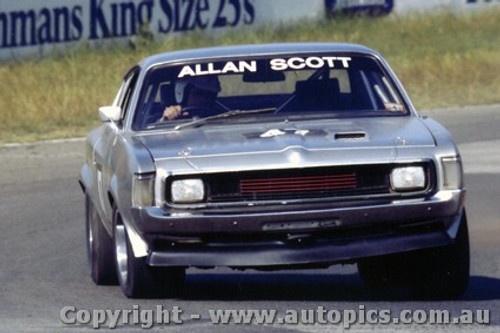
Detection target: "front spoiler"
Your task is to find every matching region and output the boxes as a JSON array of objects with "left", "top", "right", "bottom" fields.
[
  {"left": 147, "top": 229, "right": 452, "bottom": 268},
  {"left": 146, "top": 209, "right": 465, "bottom": 268}
]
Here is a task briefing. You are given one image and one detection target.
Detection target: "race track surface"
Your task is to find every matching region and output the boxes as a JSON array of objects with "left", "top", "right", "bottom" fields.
[{"left": 1, "top": 105, "right": 499, "bottom": 332}]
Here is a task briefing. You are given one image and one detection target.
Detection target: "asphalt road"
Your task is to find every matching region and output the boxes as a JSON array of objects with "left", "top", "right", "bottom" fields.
[{"left": 1, "top": 105, "right": 499, "bottom": 332}]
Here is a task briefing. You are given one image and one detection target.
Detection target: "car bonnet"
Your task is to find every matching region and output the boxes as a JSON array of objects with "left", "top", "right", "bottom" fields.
[{"left": 134, "top": 116, "right": 435, "bottom": 173}]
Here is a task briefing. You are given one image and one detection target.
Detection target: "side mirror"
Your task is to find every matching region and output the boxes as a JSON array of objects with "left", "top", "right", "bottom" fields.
[{"left": 98, "top": 106, "right": 122, "bottom": 123}]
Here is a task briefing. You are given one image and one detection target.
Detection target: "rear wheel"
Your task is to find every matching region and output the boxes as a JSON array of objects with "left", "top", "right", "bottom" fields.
[
  {"left": 85, "top": 194, "right": 117, "bottom": 285},
  {"left": 113, "top": 207, "right": 185, "bottom": 298},
  {"left": 358, "top": 211, "right": 470, "bottom": 299}
]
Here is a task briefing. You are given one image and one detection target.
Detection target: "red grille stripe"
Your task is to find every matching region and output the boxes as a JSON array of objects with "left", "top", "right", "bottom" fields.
[{"left": 240, "top": 173, "right": 357, "bottom": 194}]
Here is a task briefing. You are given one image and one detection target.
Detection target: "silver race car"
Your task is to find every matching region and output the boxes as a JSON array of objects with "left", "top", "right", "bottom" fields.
[{"left": 80, "top": 43, "right": 469, "bottom": 298}]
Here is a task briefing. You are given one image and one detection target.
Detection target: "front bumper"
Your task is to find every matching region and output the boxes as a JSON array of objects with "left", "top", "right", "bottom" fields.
[{"left": 130, "top": 190, "right": 465, "bottom": 267}]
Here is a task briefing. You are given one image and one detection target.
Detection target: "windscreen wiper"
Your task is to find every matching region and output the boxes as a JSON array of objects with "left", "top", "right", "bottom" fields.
[{"left": 174, "top": 107, "right": 276, "bottom": 130}]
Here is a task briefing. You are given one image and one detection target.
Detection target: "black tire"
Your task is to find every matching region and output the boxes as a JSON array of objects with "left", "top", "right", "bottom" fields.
[
  {"left": 112, "top": 207, "right": 185, "bottom": 298},
  {"left": 85, "top": 194, "right": 118, "bottom": 285},
  {"left": 357, "top": 252, "right": 409, "bottom": 287},
  {"left": 408, "top": 211, "right": 470, "bottom": 299},
  {"left": 358, "top": 211, "right": 470, "bottom": 299}
]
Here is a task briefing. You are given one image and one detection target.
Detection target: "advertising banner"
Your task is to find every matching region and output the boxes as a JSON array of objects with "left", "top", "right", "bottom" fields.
[{"left": 0, "top": 0, "right": 324, "bottom": 61}]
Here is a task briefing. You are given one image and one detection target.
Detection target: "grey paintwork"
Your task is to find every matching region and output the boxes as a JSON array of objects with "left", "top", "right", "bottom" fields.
[{"left": 80, "top": 43, "right": 465, "bottom": 266}]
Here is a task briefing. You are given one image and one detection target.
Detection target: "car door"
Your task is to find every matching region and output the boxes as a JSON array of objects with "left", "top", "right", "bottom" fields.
[{"left": 93, "top": 68, "right": 140, "bottom": 228}]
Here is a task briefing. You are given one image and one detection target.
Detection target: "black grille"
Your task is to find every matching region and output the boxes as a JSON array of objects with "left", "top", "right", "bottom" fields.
[
  {"left": 165, "top": 163, "right": 434, "bottom": 206},
  {"left": 198, "top": 164, "right": 428, "bottom": 203}
]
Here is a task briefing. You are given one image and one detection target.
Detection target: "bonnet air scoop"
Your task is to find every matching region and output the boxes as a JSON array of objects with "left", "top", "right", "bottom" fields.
[{"left": 334, "top": 132, "right": 367, "bottom": 141}]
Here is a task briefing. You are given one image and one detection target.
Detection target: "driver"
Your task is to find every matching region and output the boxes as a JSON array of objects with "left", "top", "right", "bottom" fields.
[{"left": 161, "top": 76, "right": 221, "bottom": 121}]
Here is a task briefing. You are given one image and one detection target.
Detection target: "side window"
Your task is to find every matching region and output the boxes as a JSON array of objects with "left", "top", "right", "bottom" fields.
[
  {"left": 136, "top": 80, "right": 177, "bottom": 128},
  {"left": 114, "top": 68, "right": 139, "bottom": 127}
]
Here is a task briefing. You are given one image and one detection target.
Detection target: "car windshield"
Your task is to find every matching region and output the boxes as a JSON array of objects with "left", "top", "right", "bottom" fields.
[{"left": 132, "top": 53, "right": 409, "bottom": 130}]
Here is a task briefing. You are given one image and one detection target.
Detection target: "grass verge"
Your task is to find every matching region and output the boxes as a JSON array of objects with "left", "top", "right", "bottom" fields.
[{"left": 1, "top": 9, "right": 500, "bottom": 144}]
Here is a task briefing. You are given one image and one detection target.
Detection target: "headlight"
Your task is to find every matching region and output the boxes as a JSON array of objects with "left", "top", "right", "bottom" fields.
[
  {"left": 390, "top": 166, "right": 426, "bottom": 191},
  {"left": 132, "top": 173, "right": 155, "bottom": 207},
  {"left": 171, "top": 179, "right": 205, "bottom": 203},
  {"left": 441, "top": 156, "right": 463, "bottom": 190}
]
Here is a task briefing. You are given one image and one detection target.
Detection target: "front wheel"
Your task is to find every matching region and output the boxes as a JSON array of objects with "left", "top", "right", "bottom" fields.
[
  {"left": 113, "top": 208, "right": 185, "bottom": 298},
  {"left": 409, "top": 211, "right": 470, "bottom": 299},
  {"left": 358, "top": 211, "right": 470, "bottom": 299},
  {"left": 85, "top": 194, "right": 117, "bottom": 285}
]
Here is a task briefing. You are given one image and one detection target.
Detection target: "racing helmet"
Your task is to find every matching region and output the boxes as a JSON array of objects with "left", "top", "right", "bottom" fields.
[{"left": 175, "top": 76, "right": 221, "bottom": 105}]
